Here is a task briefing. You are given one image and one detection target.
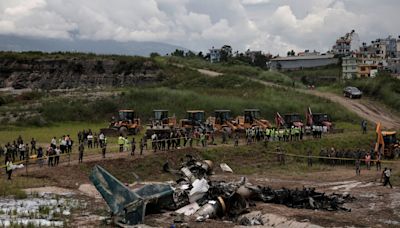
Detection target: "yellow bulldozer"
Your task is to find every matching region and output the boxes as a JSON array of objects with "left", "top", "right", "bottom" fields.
[
  {"left": 236, "top": 109, "right": 271, "bottom": 130},
  {"left": 101, "top": 109, "right": 141, "bottom": 136},
  {"left": 145, "top": 110, "right": 177, "bottom": 137},
  {"left": 375, "top": 123, "right": 400, "bottom": 159},
  {"left": 207, "top": 110, "right": 241, "bottom": 132}
]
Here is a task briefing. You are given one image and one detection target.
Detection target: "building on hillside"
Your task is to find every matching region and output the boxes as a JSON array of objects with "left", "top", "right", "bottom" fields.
[
  {"left": 385, "top": 58, "right": 400, "bottom": 75},
  {"left": 357, "top": 63, "right": 378, "bottom": 78},
  {"left": 332, "top": 30, "right": 360, "bottom": 56},
  {"left": 209, "top": 47, "right": 221, "bottom": 63},
  {"left": 269, "top": 54, "right": 338, "bottom": 70},
  {"left": 342, "top": 55, "right": 358, "bottom": 79},
  {"left": 371, "top": 39, "right": 387, "bottom": 59},
  {"left": 297, "top": 50, "right": 320, "bottom": 56},
  {"left": 356, "top": 58, "right": 386, "bottom": 78},
  {"left": 397, "top": 38, "right": 400, "bottom": 58},
  {"left": 244, "top": 49, "right": 262, "bottom": 63}
]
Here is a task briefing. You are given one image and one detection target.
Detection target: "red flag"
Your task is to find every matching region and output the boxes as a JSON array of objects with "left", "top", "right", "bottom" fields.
[
  {"left": 275, "top": 112, "right": 285, "bottom": 128},
  {"left": 306, "top": 107, "right": 313, "bottom": 126}
]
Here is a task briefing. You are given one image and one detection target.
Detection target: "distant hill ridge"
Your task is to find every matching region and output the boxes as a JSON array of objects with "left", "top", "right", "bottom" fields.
[{"left": 0, "top": 35, "right": 188, "bottom": 56}]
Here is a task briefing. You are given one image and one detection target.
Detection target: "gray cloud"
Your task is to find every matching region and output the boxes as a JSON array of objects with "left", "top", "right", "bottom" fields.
[{"left": 0, "top": 0, "right": 398, "bottom": 55}]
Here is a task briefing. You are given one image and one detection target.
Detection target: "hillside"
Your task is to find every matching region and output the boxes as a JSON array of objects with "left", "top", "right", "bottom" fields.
[
  {"left": 0, "top": 52, "right": 164, "bottom": 89},
  {"left": 0, "top": 52, "right": 360, "bottom": 126}
]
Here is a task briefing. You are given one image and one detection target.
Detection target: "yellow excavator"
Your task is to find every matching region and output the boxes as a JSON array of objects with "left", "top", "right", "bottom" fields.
[{"left": 375, "top": 122, "right": 399, "bottom": 159}]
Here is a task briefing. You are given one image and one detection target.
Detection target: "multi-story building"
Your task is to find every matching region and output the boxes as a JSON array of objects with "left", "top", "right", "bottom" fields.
[
  {"left": 342, "top": 55, "right": 358, "bottom": 79},
  {"left": 356, "top": 58, "right": 385, "bottom": 78},
  {"left": 209, "top": 47, "right": 221, "bottom": 63},
  {"left": 332, "top": 30, "right": 360, "bottom": 56}
]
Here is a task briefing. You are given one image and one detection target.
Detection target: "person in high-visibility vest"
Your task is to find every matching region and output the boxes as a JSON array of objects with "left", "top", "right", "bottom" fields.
[
  {"left": 118, "top": 134, "right": 125, "bottom": 153},
  {"left": 5, "top": 155, "right": 13, "bottom": 180},
  {"left": 101, "top": 137, "right": 107, "bottom": 158},
  {"left": 124, "top": 137, "right": 129, "bottom": 152},
  {"left": 265, "top": 128, "right": 271, "bottom": 141}
]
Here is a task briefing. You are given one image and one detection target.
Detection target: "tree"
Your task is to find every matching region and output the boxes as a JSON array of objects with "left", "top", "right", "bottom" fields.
[
  {"left": 185, "top": 51, "right": 196, "bottom": 57},
  {"left": 287, "top": 50, "right": 295, "bottom": 56},
  {"left": 220, "top": 45, "right": 233, "bottom": 62},
  {"left": 197, "top": 51, "right": 204, "bottom": 58},
  {"left": 253, "top": 53, "right": 269, "bottom": 69},
  {"left": 171, "top": 49, "right": 184, "bottom": 57},
  {"left": 150, "top": 52, "right": 160, "bottom": 58}
]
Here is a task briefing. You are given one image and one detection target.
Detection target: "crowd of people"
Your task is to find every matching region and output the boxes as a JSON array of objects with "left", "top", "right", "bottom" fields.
[{"left": 0, "top": 125, "right": 395, "bottom": 188}]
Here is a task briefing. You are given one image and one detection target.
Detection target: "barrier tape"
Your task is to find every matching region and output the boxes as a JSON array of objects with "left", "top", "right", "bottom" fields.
[{"left": 1, "top": 137, "right": 399, "bottom": 170}]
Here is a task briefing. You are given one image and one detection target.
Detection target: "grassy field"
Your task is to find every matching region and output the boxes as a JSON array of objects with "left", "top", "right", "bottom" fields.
[
  {"left": 166, "top": 56, "right": 298, "bottom": 87},
  {"left": 0, "top": 122, "right": 104, "bottom": 144}
]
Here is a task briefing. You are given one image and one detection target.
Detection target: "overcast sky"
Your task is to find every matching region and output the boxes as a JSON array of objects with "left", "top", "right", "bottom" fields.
[{"left": 0, "top": 0, "right": 399, "bottom": 55}]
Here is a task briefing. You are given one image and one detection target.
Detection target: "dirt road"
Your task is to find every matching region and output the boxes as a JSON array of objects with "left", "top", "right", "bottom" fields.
[
  {"left": 303, "top": 89, "right": 400, "bottom": 129},
  {"left": 254, "top": 78, "right": 400, "bottom": 130},
  {"left": 195, "top": 67, "right": 400, "bottom": 129}
]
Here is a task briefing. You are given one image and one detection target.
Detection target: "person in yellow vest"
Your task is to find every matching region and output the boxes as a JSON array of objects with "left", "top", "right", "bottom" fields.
[
  {"left": 5, "top": 155, "right": 13, "bottom": 180},
  {"left": 265, "top": 128, "right": 271, "bottom": 141},
  {"left": 124, "top": 137, "right": 129, "bottom": 152},
  {"left": 118, "top": 134, "right": 125, "bottom": 153}
]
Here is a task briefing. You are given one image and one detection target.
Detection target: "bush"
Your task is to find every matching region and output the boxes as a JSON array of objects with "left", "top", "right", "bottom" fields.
[{"left": 15, "top": 91, "right": 44, "bottom": 101}]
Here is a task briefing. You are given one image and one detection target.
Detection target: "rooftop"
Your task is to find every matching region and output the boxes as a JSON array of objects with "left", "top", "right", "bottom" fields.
[{"left": 271, "top": 54, "right": 335, "bottom": 61}]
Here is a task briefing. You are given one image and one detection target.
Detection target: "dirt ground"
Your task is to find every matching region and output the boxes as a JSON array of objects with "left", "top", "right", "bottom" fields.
[{"left": 16, "top": 149, "right": 400, "bottom": 228}]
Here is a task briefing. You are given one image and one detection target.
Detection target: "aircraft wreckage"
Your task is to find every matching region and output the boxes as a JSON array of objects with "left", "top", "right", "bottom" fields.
[{"left": 89, "top": 155, "right": 354, "bottom": 226}]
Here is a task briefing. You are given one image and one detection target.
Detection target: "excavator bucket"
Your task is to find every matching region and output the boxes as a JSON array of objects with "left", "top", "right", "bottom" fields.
[{"left": 89, "top": 165, "right": 174, "bottom": 225}]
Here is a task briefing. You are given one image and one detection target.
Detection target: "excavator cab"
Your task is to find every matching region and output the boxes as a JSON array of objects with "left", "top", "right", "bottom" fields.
[
  {"left": 312, "top": 113, "right": 330, "bottom": 123},
  {"left": 381, "top": 131, "right": 399, "bottom": 158},
  {"left": 153, "top": 110, "right": 169, "bottom": 124},
  {"left": 118, "top": 110, "right": 135, "bottom": 122},
  {"left": 214, "top": 110, "right": 231, "bottom": 124},
  {"left": 145, "top": 109, "right": 177, "bottom": 137},
  {"left": 244, "top": 109, "right": 261, "bottom": 124},
  {"left": 187, "top": 110, "right": 205, "bottom": 123},
  {"left": 180, "top": 110, "right": 207, "bottom": 130},
  {"left": 383, "top": 131, "right": 397, "bottom": 144},
  {"left": 284, "top": 113, "right": 303, "bottom": 128}
]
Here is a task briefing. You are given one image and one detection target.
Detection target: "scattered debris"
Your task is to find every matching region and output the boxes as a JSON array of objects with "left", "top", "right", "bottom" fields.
[
  {"left": 90, "top": 155, "right": 354, "bottom": 226},
  {"left": 0, "top": 192, "right": 82, "bottom": 227},
  {"left": 24, "top": 186, "right": 75, "bottom": 196},
  {"left": 220, "top": 163, "right": 234, "bottom": 173},
  {"left": 237, "top": 211, "right": 263, "bottom": 226},
  {"left": 175, "top": 202, "right": 200, "bottom": 216}
]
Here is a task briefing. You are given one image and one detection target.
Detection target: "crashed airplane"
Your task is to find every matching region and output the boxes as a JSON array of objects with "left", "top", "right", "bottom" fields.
[{"left": 89, "top": 155, "right": 354, "bottom": 226}]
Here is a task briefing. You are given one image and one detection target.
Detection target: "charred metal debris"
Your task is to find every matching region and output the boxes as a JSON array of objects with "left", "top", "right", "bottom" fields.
[{"left": 89, "top": 155, "right": 354, "bottom": 226}]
